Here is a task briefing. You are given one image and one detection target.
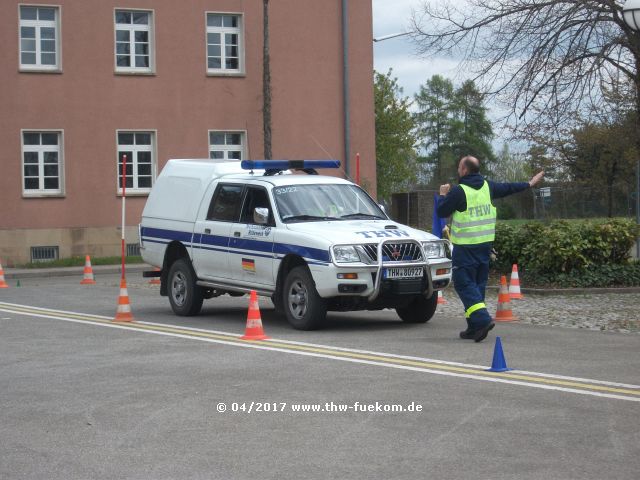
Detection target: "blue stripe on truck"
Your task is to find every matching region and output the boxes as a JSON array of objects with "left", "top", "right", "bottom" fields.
[{"left": 141, "top": 226, "right": 330, "bottom": 265}]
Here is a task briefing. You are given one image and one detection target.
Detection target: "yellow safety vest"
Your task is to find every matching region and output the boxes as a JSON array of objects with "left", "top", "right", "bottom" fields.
[{"left": 450, "top": 181, "right": 496, "bottom": 245}]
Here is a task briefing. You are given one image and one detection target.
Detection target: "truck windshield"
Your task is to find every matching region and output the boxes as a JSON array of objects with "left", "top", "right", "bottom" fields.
[{"left": 273, "top": 184, "right": 387, "bottom": 223}]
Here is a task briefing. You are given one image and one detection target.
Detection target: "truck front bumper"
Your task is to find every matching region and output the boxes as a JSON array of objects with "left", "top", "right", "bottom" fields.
[{"left": 310, "top": 257, "right": 452, "bottom": 300}]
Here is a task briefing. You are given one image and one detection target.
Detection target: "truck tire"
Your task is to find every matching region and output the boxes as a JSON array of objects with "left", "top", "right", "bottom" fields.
[
  {"left": 271, "top": 293, "right": 284, "bottom": 314},
  {"left": 282, "top": 266, "right": 327, "bottom": 330},
  {"left": 167, "top": 258, "right": 204, "bottom": 316},
  {"left": 396, "top": 293, "right": 438, "bottom": 323}
]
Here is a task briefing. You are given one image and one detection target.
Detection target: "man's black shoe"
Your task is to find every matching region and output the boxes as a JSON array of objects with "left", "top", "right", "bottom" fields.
[
  {"left": 474, "top": 322, "right": 495, "bottom": 343},
  {"left": 459, "top": 328, "right": 475, "bottom": 340}
]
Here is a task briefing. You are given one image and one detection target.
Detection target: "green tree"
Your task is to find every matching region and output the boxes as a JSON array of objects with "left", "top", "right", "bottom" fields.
[
  {"left": 414, "top": 75, "right": 455, "bottom": 184},
  {"left": 567, "top": 114, "right": 637, "bottom": 217},
  {"left": 449, "top": 80, "right": 495, "bottom": 173},
  {"left": 374, "top": 70, "right": 418, "bottom": 201},
  {"left": 414, "top": 76, "right": 495, "bottom": 183}
]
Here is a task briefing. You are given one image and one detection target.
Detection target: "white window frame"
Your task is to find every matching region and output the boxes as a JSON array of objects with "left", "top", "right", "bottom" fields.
[
  {"left": 18, "top": 4, "right": 62, "bottom": 72},
  {"left": 208, "top": 130, "right": 247, "bottom": 161},
  {"left": 21, "top": 129, "right": 64, "bottom": 197},
  {"left": 205, "top": 12, "right": 244, "bottom": 75},
  {"left": 116, "top": 130, "right": 157, "bottom": 195},
  {"left": 113, "top": 9, "right": 155, "bottom": 74}
]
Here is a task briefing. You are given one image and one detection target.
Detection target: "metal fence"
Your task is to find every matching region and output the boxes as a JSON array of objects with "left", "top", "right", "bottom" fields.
[{"left": 390, "top": 181, "right": 639, "bottom": 230}]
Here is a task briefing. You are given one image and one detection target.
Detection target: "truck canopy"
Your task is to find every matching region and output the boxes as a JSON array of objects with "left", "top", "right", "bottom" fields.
[{"left": 141, "top": 159, "right": 256, "bottom": 223}]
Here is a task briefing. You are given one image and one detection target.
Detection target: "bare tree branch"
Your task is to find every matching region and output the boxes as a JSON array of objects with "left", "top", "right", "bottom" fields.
[{"left": 411, "top": 0, "right": 640, "bottom": 136}]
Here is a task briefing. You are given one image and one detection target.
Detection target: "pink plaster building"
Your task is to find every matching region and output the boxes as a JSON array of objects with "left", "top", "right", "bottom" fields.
[{"left": 0, "top": 0, "right": 376, "bottom": 264}]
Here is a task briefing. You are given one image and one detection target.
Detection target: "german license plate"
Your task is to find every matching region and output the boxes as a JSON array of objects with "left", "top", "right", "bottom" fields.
[{"left": 383, "top": 267, "right": 424, "bottom": 279}]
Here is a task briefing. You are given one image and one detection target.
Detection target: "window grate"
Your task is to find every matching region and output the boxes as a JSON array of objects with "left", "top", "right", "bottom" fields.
[
  {"left": 126, "top": 243, "right": 140, "bottom": 256},
  {"left": 31, "top": 245, "right": 59, "bottom": 263}
]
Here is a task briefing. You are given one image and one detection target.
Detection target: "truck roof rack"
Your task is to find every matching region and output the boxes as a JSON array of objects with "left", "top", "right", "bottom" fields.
[{"left": 240, "top": 160, "right": 340, "bottom": 176}]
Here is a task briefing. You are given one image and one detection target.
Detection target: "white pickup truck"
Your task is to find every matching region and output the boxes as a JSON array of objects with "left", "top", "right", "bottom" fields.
[{"left": 139, "top": 159, "right": 452, "bottom": 330}]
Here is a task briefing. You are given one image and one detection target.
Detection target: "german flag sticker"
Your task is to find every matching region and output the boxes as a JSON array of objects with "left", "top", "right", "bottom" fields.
[{"left": 242, "top": 258, "right": 256, "bottom": 272}]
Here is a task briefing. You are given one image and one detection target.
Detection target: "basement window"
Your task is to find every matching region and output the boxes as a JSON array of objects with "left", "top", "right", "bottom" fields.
[
  {"left": 30, "top": 245, "right": 59, "bottom": 263},
  {"left": 126, "top": 243, "right": 140, "bottom": 256}
]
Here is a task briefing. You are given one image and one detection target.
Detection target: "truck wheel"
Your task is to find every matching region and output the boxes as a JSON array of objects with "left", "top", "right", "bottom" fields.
[
  {"left": 167, "top": 258, "right": 204, "bottom": 316},
  {"left": 396, "top": 293, "right": 438, "bottom": 323},
  {"left": 282, "top": 266, "right": 327, "bottom": 330},
  {"left": 271, "top": 293, "right": 284, "bottom": 314}
]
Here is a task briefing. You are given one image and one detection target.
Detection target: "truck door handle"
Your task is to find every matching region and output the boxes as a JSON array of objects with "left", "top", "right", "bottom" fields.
[
  {"left": 204, "top": 228, "right": 211, "bottom": 234},
  {"left": 234, "top": 231, "right": 241, "bottom": 237}
]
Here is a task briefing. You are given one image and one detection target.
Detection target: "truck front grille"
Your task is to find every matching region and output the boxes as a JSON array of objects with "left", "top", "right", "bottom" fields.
[{"left": 362, "top": 242, "right": 423, "bottom": 263}]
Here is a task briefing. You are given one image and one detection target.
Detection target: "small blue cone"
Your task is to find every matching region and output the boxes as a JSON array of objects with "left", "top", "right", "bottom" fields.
[{"left": 486, "top": 336, "right": 512, "bottom": 372}]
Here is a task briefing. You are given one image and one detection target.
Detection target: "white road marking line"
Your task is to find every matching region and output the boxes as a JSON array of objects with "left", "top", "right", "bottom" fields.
[
  {"left": 1, "top": 302, "right": 639, "bottom": 402},
  {"left": 139, "top": 320, "right": 640, "bottom": 390}
]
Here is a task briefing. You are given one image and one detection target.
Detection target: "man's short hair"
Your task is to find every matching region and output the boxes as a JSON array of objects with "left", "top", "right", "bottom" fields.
[{"left": 461, "top": 156, "right": 480, "bottom": 174}]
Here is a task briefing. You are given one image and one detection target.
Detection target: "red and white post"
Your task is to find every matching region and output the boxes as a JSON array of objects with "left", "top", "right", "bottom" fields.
[{"left": 114, "top": 153, "right": 134, "bottom": 322}]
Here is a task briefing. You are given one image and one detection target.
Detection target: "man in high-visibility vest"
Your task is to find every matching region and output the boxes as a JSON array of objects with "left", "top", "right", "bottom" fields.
[{"left": 437, "top": 156, "right": 544, "bottom": 342}]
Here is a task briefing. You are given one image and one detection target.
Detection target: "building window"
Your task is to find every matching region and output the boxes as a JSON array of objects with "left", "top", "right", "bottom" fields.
[
  {"left": 19, "top": 5, "right": 60, "bottom": 70},
  {"left": 31, "top": 245, "right": 59, "bottom": 263},
  {"left": 206, "top": 13, "right": 243, "bottom": 74},
  {"left": 114, "top": 10, "right": 153, "bottom": 73},
  {"left": 117, "top": 131, "right": 155, "bottom": 193},
  {"left": 209, "top": 131, "right": 245, "bottom": 160},
  {"left": 22, "top": 131, "right": 63, "bottom": 195}
]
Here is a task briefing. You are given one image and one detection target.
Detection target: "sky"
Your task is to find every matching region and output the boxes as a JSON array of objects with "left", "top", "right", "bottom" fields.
[
  {"left": 371, "top": 0, "right": 513, "bottom": 148},
  {"left": 372, "top": 0, "right": 462, "bottom": 101}
]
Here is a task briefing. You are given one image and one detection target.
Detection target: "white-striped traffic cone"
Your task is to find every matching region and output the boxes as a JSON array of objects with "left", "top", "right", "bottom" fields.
[
  {"left": 437, "top": 290, "right": 447, "bottom": 304},
  {"left": 508, "top": 264, "right": 524, "bottom": 300},
  {"left": 496, "top": 275, "right": 516, "bottom": 322},
  {"left": 0, "top": 261, "right": 8, "bottom": 289},
  {"left": 80, "top": 255, "right": 96, "bottom": 285},
  {"left": 114, "top": 278, "right": 134, "bottom": 322},
  {"left": 241, "top": 290, "right": 269, "bottom": 340}
]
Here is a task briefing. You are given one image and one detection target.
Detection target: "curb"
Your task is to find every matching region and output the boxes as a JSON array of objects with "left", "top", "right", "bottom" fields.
[{"left": 4, "top": 264, "right": 151, "bottom": 280}]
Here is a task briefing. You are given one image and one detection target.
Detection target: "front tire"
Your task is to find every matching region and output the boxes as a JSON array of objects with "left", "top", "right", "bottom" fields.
[
  {"left": 282, "top": 266, "right": 327, "bottom": 330},
  {"left": 167, "top": 258, "right": 204, "bottom": 316},
  {"left": 396, "top": 293, "right": 438, "bottom": 323}
]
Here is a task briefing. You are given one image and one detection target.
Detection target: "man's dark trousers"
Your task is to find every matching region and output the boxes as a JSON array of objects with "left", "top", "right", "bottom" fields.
[{"left": 452, "top": 243, "right": 493, "bottom": 330}]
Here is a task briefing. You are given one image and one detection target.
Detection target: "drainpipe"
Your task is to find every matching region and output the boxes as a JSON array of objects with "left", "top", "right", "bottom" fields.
[{"left": 342, "top": 0, "right": 351, "bottom": 178}]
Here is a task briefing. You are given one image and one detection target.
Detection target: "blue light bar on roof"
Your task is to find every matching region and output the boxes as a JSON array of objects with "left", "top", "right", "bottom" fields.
[{"left": 240, "top": 160, "right": 340, "bottom": 170}]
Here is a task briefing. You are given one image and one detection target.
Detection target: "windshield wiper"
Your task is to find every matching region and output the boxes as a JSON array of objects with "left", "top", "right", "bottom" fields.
[
  {"left": 340, "top": 213, "right": 386, "bottom": 220},
  {"left": 283, "top": 214, "right": 340, "bottom": 222}
]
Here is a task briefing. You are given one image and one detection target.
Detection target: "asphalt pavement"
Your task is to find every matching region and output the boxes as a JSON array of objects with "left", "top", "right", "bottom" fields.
[{"left": 0, "top": 272, "right": 638, "bottom": 480}]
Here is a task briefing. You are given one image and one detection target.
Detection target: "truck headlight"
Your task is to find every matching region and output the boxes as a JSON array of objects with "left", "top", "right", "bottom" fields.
[
  {"left": 422, "top": 241, "right": 445, "bottom": 259},
  {"left": 332, "top": 245, "right": 361, "bottom": 263}
]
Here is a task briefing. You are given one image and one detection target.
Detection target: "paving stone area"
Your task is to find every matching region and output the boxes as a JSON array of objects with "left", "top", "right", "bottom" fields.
[{"left": 437, "top": 289, "right": 640, "bottom": 334}]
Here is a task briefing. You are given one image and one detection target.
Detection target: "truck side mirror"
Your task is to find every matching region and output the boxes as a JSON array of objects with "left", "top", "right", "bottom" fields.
[{"left": 254, "top": 207, "right": 269, "bottom": 225}]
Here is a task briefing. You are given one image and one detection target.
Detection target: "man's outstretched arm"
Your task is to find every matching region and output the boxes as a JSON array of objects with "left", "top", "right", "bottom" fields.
[{"left": 490, "top": 171, "right": 545, "bottom": 200}]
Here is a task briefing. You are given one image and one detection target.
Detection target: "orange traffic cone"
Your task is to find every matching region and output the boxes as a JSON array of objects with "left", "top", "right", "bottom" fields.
[
  {"left": 0, "top": 261, "right": 8, "bottom": 289},
  {"left": 114, "top": 278, "right": 134, "bottom": 322},
  {"left": 495, "top": 275, "right": 516, "bottom": 322},
  {"left": 508, "top": 264, "right": 524, "bottom": 300},
  {"left": 148, "top": 267, "right": 161, "bottom": 285},
  {"left": 241, "top": 290, "right": 269, "bottom": 340},
  {"left": 80, "top": 255, "right": 96, "bottom": 285},
  {"left": 437, "top": 290, "right": 447, "bottom": 304}
]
